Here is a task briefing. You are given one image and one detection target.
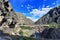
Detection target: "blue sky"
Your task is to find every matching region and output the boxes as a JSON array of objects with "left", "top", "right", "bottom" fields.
[{"left": 9, "top": 0, "right": 60, "bottom": 22}]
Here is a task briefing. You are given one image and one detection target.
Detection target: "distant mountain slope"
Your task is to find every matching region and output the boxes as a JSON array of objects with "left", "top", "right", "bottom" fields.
[
  {"left": 35, "top": 6, "right": 60, "bottom": 24},
  {"left": 15, "top": 12, "right": 34, "bottom": 25}
]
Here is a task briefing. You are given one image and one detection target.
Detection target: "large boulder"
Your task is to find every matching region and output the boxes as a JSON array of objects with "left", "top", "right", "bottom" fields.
[{"left": 31, "top": 28, "right": 60, "bottom": 39}]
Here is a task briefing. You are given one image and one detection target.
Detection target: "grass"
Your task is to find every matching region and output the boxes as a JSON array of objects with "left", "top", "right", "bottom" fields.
[
  {"left": 20, "top": 26, "right": 32, "bottom": 30},
  {"left": 19, "top": 30, "right": 23, "bottom": 36},
  {"left": 19, "top": 26, "right": 33, "bottom": 37},
  {"left": 48, "top": 23, "right": 60, "bottom": 28}
]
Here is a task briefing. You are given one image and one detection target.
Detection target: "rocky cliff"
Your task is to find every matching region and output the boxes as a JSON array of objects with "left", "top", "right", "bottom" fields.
[
  {"left": 0, "top": 0, "right": 34, "bottom": 35},
  {"left": 35, "top": 6, "right": 60, "bottom": 24}
]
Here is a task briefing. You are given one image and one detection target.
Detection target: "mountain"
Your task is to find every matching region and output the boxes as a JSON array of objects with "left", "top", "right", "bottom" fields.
[
  {"left": 0, "top": 0, "right": 34, "bottom": 35},
  {"left": 15, "top": 12, "right": 34, "bottom": 25},
  {"left": 35, "top": 6, "right": 60, "bottom": 24}
]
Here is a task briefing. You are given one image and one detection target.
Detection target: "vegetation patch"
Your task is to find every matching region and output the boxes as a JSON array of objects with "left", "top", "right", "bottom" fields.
[
  {"left": 48, "top": 23, "right": 60, "bottom": 28},
  {"left": 20, "top": 26, "right": 32, "bottom": 30},
  {"left": 19, "top": 26, "right": 33, "bottom": 37}
]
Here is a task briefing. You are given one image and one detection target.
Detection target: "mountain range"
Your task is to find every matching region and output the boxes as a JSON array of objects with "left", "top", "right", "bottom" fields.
[{"left": 35, "top": 6, "right": 60, "bottom": 24}]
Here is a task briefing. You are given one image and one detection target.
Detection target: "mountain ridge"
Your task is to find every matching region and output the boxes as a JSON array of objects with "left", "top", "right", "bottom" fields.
[{"left": 35, "top": 6, "right": 60, "bottom": 24}]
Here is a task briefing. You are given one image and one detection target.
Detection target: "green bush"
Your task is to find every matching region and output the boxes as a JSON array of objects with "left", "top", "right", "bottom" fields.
[
  {"left": 19, "top": 30, "right": 23, "bottom": 36},
  {"left": 48, "top": 23, "right": 60, "bottom": 28},
  {"left": 20, "top": 26, "right": 32, "bottom": 30},
  {"left": 19, "top": 26, "right": 33, "bottom": 37}
]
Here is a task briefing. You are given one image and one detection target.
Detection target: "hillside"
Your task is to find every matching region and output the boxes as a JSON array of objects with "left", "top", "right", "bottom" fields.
[
  {"left": 15, "top": 12, "right": 34, "bottom": 25},
  {"left": 0, "top": 0, "right": 34, "bottom": 35},
  {"left": 35, "top": 6, "right": 60, "bottom": 24}
]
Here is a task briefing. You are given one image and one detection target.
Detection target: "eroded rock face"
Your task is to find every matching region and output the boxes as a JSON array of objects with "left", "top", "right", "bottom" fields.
[
  {"left": 0, "top": 0, "right": 20, "bottom": 35},
  {"left": 41, "top": 28, "right": 60, "bottom": 39},
  {"left": 31, "top": 28, "right": 60, "bottom": 39},
  {"left": 0, "top": 0, "right": 34, "bottom": 35},
  {"left": 35, "top": 6, "right": 60, "bottom": 24}
]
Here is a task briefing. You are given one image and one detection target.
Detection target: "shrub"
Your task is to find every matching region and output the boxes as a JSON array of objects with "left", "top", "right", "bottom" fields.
[
  {"left": 19, "top": 30, "right": 23, "bottom": 36},
  {"left": 48, "top": 23, "right": 60, "bottom": 28},
  {"left": 20, "top": 26, "right": 32, "bottom": 30}
]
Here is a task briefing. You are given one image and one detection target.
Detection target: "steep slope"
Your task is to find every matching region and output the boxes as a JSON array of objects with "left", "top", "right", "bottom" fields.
[
  {"left": 15, "top": 12, "right": 34, "bottom": 25},
  {"left": 0, "top": 0, "right": 34, "bottom": 35},
  {"left": 35, "top": 6, "right": 60, "bottom": 24}
]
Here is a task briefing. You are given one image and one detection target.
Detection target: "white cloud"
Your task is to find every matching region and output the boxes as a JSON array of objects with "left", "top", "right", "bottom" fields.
[
  {"left": 42, "top": 8, "right": 52, "bottom": 11},
  {"left": 30, "top": 9, "right": 45, "bottom": 16},
  {"left": 46, "top": 5, "right": 50, "bottom": 8},
  {"left": 26, "top": 4, "right": 30, "bottom": 9},
  {"left": 23, "top": 7, "right": 53, "bottom": 22},
  {"left": 26, "top": 4, "right": 33, "bottom": 9},
  {"left": 27, "top": 16, "right": 38, "bottom": 22},
  {"left": 30, "top": 7, "right": 52, "bottom": 16},
  {"left": 27, "top": 6, "right": 30, "bottom": 9},
  {"left": 26, "top": 7, "right": 53, "bottom": 21}
]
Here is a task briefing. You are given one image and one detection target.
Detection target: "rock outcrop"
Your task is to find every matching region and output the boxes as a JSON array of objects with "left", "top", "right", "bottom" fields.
[
  {"left": 41, "top": 28, "right": 60, "bottom": 39},
  {"left": 31, "top": 28, "right": 60, "bottom": 39},
  {"left": 35, "top": 6, "right": 60, "bottom": 24},
  {"left": 0, "top": 0, "right": 34, "bottom": 35}
]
